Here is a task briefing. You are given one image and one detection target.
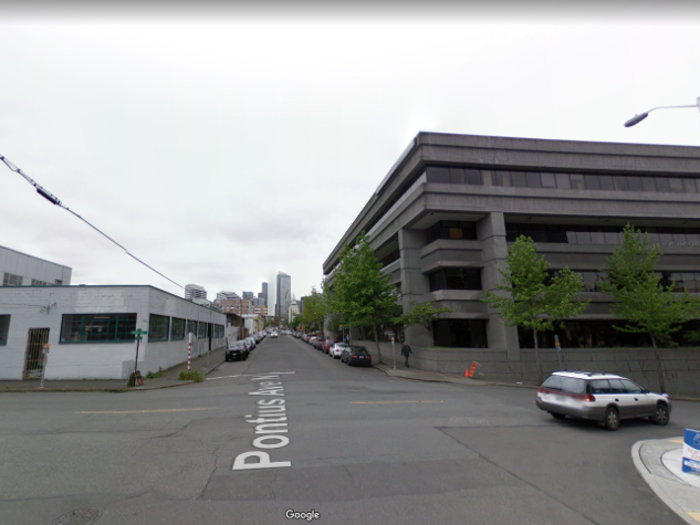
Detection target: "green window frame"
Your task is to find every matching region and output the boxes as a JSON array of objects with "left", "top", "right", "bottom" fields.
[
  {"left": 171, "top": 317, "right": 186, "bottom": 340},
  {"left": 0, "top": 315, "right": 10, "bottom": 345},
  {"left": 198, "top": 322, "right": 209, "bottom": 338},
  {"left": 187, "top": 320, "right": 198, "bottom": 338},
  {"left": 60, "top": 313, "right": 137, "bottom": 343},
  {"left": 148, "top": 314, "right": 170, "bottom": 342}
]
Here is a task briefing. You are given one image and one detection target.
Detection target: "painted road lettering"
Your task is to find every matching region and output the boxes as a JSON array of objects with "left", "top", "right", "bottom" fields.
[{"left": 233, "top": 373, "right": 293, "bottom": 471}]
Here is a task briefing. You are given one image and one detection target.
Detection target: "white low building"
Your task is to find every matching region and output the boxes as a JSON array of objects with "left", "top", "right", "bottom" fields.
[{"left": 0, "top": 284, "right": 226, "bottom": 380}]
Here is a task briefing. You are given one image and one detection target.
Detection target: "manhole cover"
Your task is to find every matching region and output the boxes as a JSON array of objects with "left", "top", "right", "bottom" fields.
[{"left": 50, "top": 508, "right": 101, "bottom": 525}]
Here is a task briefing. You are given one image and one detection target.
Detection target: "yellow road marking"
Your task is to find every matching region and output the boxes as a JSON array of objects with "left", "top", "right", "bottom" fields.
[
  {"left": 351, "top": 400, "right": 435, "bottom": 404},
  {"left": 687, "top": 511, "right": 700, "bottom": 523},
  {"left": 668, "top": 437, "right": 684, "bottom": 444},
  {"left": 76, "top": 408, "right": 216, "bottom": 414}
]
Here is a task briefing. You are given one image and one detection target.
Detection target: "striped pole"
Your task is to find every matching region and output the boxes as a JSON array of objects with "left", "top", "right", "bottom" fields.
[{"left": 188, "top": 332, "right": 192, "bottom": 371}]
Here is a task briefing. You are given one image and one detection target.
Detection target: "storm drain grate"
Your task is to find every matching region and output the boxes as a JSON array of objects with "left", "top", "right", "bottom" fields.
[{"left": 50, "top": 508, "right": 101, "bottom": 525}]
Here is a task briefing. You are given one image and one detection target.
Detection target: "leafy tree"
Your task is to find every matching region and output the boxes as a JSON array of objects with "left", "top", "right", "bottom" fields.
[
  {"left": 600, "top": 224, "right": 700, "bottom": 392},
  {"left": 394, "top": 301, "right": 452, "bottom": 345},
  {"left": 483, "top": 235, "right": 590, "bottom": 380},
  {"left": 291, "top": 315, "right": 303, "bottom": 330},
  {"left": 332, "top": 233, "right": 400, "bottom": 364},
  {"left": 299, "top": 289, "right": 326, "bottom": 332}
]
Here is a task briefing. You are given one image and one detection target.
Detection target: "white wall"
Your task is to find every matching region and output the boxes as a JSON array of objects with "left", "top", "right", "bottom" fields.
[
  {"left": 0, "top": 285, "right": 226, "bottom": 380},
  {"left": 0, "top": 245, "right": 72, "bottom": 285}
]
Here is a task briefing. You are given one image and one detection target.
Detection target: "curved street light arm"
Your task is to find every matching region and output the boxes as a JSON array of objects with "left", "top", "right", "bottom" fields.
[{"left": 625, "top": 97, "right": 700, "bottom": 128}]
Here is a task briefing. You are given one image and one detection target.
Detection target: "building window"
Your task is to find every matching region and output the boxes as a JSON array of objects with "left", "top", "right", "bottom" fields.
[
  {"left": 198, "top": 322, "right": 209, "bottom": 338},
  {"left": 490, "top": 170, "right": 699, "bottom": 194},
  {"left": 54, "top": 279, "right": 63, "bottom": 285},
  {"left": 506, "top": 223, "right": 700, "bottom": 245},
  {"left": 518, "top": 319, "right": 700, "bottom": 349},
  {"left": 433, "top": 319, "right": 488, "bottom": 348},
  {"left": 3, "top": 272, "right": 23, "bottom": 286},
  {"left": 0, "top": 315, "right": 9, "bottom": 345},
  {"left": 427, "top": 221, "right": 477, "bottom": 244},
  {"left": 31, "top": 279, "right": 48, "bottom": 286},
  {"left": 187, "top": 320, "right": 198, "bottom": 338},
  {"left": 429, "top": 268, "right": 482, "bottom": 291},
  {"left": 171, "top": 317, "right": 186, "bottom": 340},
  {"left": 425, "top": 166, "right": 484, "bottom": 186},
  {"left": 60, "top": 313, "right": 137, "bottom": 343},
  {"left": 148, "top": 314, "right": 170, "bottom": 342}
]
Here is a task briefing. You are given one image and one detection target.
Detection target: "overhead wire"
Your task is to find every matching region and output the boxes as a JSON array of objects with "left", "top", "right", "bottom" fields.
[{"left": 0, "top": 155, "right": 185, "bottom": 290}]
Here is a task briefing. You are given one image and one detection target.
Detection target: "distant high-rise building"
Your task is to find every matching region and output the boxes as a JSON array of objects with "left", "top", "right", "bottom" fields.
[
  {"left": 185, "top": 284, "right": 207, "bottom": 300},
  {"left": 275, "top": 272, "right": 291, "bottom": 319},
  {"left": 216, "top": 291, "right": 240, "bottom": 302},
  {"left": 242, "top": 291, "right": 254, "bottom": 300},
  {"left": 261, "top": 282, "right": 268, "bottom": 306}
]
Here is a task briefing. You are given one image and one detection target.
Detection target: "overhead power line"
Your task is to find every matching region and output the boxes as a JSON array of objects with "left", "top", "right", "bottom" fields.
[{"left": 1, "top": 155, "right": 185, "bottom": 290}]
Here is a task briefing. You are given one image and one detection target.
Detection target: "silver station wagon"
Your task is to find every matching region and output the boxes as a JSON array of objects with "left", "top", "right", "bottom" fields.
[{"left": 536, "top": 371, "right": 672, "bottom": 431}]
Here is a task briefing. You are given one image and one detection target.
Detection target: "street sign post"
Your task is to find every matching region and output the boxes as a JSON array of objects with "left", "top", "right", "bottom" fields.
[
  {"left": 391, "top": 337, "right": 396, "bottom": 370},
  {"left": 130, "top": 329, "right": 147, "bottom": 386}
]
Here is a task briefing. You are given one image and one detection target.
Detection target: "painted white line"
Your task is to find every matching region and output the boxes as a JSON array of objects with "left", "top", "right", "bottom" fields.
[
  {"left": 206, "top": 375, "right": 243, "bottom": 380},
  {"left": 77, "top": 408, "right": 216, "bottom": 414}
]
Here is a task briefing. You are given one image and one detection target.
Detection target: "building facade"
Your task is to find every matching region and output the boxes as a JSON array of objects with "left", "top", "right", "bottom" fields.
[
  {"left": 0, "top": 285, "right": 226, "bottom": 380},
  {"left": 323, "top": 132, "right": 700, "bottom": 360},
  {"left": 185, "top": 284, "right": 207, "bottom": 301},
  {"left": 275, "top": 272, "right": 291, "bottom": 319},
  {"left": 261, "top": 282, "right": 268, "bottom": 306},
  {"left": 1, "top": 245, "right": 72, "bottom": 287}
]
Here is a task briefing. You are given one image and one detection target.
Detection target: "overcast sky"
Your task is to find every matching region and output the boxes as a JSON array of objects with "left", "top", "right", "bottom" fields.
[{"left": 2, "top": 2, "right": 700, "bottom": 311}]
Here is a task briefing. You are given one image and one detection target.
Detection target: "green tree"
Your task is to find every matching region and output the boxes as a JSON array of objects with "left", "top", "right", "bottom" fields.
[
  {"left": 394, "top": 301, "right": 452, "bottom": 346},
  {"left": 483, "top": 235, "right": 590, "bottom": 381},
  {"left": 600, "top": 224, "right": 700, "bottom": 392},
  {"left": 300, "top": 289, "right": 326, "bottom": 332},
  {"left": 332, "top": 233, "right": 400, "bottom": 364}
]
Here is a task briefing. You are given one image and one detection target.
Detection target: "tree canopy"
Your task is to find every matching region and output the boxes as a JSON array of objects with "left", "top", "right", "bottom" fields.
[{"left": 483, "top": 235, "right": 589, "bottom": 379}]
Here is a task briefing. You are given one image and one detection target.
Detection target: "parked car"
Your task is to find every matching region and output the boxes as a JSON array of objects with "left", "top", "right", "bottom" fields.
[
  {"left": 313, "top": 337, "right": 327, "bottom": 350},
  {"left": 271, "top": 331, "right": 278, "bottom": 338},
  {"left": 245, "top": 337, "right": 256, "bottom": 350},
  {"left": 536, "top": 370, "right": 672, "bottom": 431},
  {"left": 323, "top": 339, "right": 338, "bottom": 354},
  {"left": 329, "top": 342, "right": 348, "bottom": 359},
  {"left": 341, "top": 346, "right": 373, "bottom": 367},
  {"left": 225, "top": 341, "right": 249, "bottom": 361}
]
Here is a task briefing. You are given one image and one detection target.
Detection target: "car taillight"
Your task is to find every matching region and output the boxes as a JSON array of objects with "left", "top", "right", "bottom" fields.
[
  {"left": 351, "top": 355, "right": 357, "bottom": 358},
  {"left": 538, "top": 387, "right": 549, "bottom": 394},
  {"left": 571, "top": 393, "right": 596, "bottom": 402}
]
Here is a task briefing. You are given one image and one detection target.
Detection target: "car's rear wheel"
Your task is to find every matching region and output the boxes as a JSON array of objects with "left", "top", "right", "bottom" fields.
[
  {"left": 650, "top": 403, "right": 670, "bottom": 425},
  {"left": 603, "top": 407, "right": 620, "bottom": 431},
  {"left": 550, "top": 412, "right": 566, "bottom": 420}
]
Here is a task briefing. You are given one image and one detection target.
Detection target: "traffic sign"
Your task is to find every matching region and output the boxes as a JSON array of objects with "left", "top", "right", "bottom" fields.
[{"left": 131, "top": 329, "right": 148, "bottom": 341}]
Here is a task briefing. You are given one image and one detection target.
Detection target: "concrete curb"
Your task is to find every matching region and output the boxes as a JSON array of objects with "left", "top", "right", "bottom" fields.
[
  {"left": 372, "top": 364, "right": 539, "bottom": 389},
  {"left": 632, "top": 440, "right": 700, "bottom": 525}
]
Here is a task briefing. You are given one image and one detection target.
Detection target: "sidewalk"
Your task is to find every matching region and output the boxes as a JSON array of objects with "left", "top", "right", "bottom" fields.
[
  {"left": 633, "top": 438, "right": 700, "bottom": 525},
  {"left": 373, "top": 361, "right": 539, "bottom": 389},
  {"left": 0, "top": 347, "right": 226, "bottom": 393}
]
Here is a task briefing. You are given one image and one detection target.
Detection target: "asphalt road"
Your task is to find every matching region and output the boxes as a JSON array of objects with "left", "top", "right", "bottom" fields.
[{"left": 1, "top": 335, "right": 697, "bottom": 525}]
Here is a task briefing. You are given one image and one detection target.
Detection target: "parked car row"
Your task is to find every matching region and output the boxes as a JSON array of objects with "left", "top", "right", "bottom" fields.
[
  {"left": 225, "top": 331, "right": 267, "bottom": 362},
  {"left": 299, "top": 333, "right": 372, "bottom": 367}
]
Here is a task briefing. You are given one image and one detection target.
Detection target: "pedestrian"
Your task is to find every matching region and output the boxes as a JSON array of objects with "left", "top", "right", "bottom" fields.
[
  {"left": 344, "top": 334, "right": 349, "bottom": 344},
  {"left": 401, "top": 341, "right": 412, "bottom": 368}
]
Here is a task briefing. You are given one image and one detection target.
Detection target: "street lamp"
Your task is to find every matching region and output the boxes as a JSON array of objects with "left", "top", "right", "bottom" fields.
[{"left": 624, "top": 97, "right": 700, "bottom": 127}]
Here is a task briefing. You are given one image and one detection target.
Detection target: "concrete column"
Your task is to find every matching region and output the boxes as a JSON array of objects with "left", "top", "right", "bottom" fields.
[
  {"left": 478, "top": 212, "right": 520, "bottom": 360},
  {"left": 398, "top": 228, "right": 432, "bottom": 347}
]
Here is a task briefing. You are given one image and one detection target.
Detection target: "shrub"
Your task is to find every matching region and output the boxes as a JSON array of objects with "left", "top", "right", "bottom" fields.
[{"left": 178, "top": 370, "right": 204, "bottom": 382}]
